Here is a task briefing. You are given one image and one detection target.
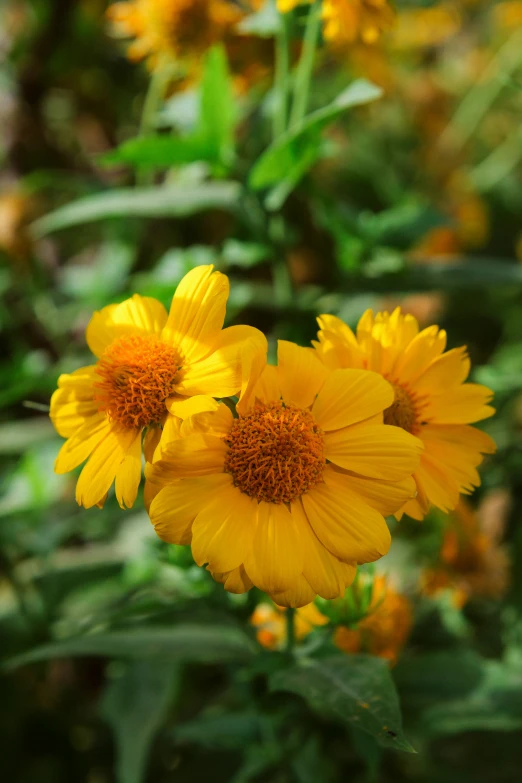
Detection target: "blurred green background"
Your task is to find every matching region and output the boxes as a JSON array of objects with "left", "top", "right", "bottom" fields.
[{"left": 2, "top": 1, "right": 522, "bottom": 781}]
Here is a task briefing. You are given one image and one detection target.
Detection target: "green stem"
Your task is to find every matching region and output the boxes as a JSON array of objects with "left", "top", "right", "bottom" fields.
[
  {"left": 289, "top": 1, "right": 321, "bottom": 129},
  {"left": 139, "top": 61, "right": 169, "bottom": 138},
  {"left": 285, "top": 607, "right": 296, "bottom": 653},
  {"left": 273, "top": 14, "right": 291, "bottom": 139}
]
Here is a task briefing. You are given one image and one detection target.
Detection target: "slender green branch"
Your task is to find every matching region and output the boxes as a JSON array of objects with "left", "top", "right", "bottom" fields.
[
  {"left": 139, "top": 61, "right": 169, "bottom": 138},
  {"left": 289, "top": 1, "right": 321, "bottom": 129}
]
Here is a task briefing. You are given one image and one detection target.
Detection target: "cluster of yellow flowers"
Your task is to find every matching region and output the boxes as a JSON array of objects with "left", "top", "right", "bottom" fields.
[{"left": 50, "top": 266, "right": 495, "bottom": 608}]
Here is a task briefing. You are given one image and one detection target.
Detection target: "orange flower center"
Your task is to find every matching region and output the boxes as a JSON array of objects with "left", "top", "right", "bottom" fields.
[
  {"left": 224, "top": 401, "right": 325, "bottom": 504},
  {"left": 94, "top": 335, "right": 181, "bottom": 429},
  {"left": 383, "top": 383, "right": 419, "bottom": 434}
]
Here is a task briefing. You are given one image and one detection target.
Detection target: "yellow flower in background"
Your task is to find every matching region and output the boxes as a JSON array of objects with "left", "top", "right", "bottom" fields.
[
  {"left": 146, "top": 341, "right": 422, "bottom": 607},
  {"left": 50, "top": 265, "right": 265, "bottom": 510},
  {"left": 492, "top": 0, "right": 522, "bottom": 31},
  {"left": 421, "top": 496, "right": 510, "bottom": 606},
  {"left": 334, "top": 575, "right": 412, "bottom": 664},
  {"left": 107, "top": 0, "right": 243, "bottom": 67},
  {"left": 392, "top": 4, "right": 461, "bottom": 50},
  {"left": 250, "top": 601, "right": 327, "bottom": 649},
  {"left": 322, "top": 0, "right": 395, "bottom": 46},
  {"left": 315, "top": 308, "right": 496, "bottom": 520}
]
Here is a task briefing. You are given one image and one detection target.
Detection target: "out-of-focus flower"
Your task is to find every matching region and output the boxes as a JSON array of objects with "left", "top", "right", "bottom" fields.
[
  {"left": 50, "top": 265, "right": 265, "bottom": 510},
  {"left": 392, "top": 4, "right": 461, "bottom": 50},
  {"left": 334, "top": 576, "right": 412, "bottom": 664},
  {"left": 422, "top": 495, "right": 511, "bottom": 605},
  {"left": 146, "top": 341, "right": 421, "bottom": 607},
  {"left": 0, "top": 191, "right": 33, "bottom": 261},
  {"left": 106, "top": 0, "right": 243, "bottom": 69},
  {"left": 251, "top": 601, "right": 327, "bottom": 649},
  {"left": 492, "top": 1, "right": 522, "bottom": 31},
  {"left": 322, "top": 0, "right": 395, "bottom": 46},
  {"left": 315, "top": 308, "right": 496, "bottom": 520}
]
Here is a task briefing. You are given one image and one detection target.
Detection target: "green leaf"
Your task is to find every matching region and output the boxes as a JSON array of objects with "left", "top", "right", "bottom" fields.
[
  {"left": 199, "top": 44, "right": 236, "bottom": 167},
  {"left": 101, "top": 660, "right": 178, "bottom": 783},
  {"left": 249, "top": 80, "right": 382, "bottom": 192},
  {"left": 270, "top": 654, "right": 414, "bottom": 753},
  {"left": 173, "top": 710, "right": 262, "bottom": 750},
  {"left": 102, "top": 135, "right": 215, "bottom": 169},
  {"left": 31, "top": 181, "right": 241, "bottom": 236},
  {"left": 5, "top": 624, "right": 257, "bottom": 669}
]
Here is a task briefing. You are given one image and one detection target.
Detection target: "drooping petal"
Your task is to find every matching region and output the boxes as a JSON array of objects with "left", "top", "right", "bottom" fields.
[
  {"left": 211, "top": 565, "right": 254, "bottom": 594},
  {"left": 162, "top": 265, "right": 229, "bottom": 363},
  {"left": 271, "top": 576, "right": 317, "bottom": 608},
  {"left": 301, "top": 466, "right": 391, "bottom": 564},
  {"left": 114, "top": 431, "right": 143, "bottom": 509},
  {"left": 150, "top": 474, "right": 230, "bottom": 544},
  {"left": 277, "top": 341, "right": 328, "bottom": 408},
  {"left": 86, "top": 296, "right": 167, "bottom": 357},
  {"left": 312, "top": 368, "right": 393, "bottom": 431},
  {"left": 331, "top": 469, "right": 417, "bottom": 517},
  {"left": 413, "top": 346, "right": 470, "bottom": 395},
  {"left": 244, "top": 501, "right": 304, "bottom": 594},
  {"left": 54, "top": 414, "right": 111, "bottom": 473},
  {"left": 76, "top": 426, "right": 139, "bottom": 508},
  {"left": 50, "top": 366, "right": 98, "bottom": 437},
  {"left": 293, "top": 499, "right": 354, "bottom": 600},
  {"left": 180, "top": 403, "right": 233, "bottom": 437},
  {"left": 149, "top": 433, "right": 227, "bottom": 482},
  {"left": 324, "top": 422, "right": 423, "bottom": 480},
  {"left": 192, "top": 480, "right": 258, "bottom": 573},
  {"left": 166, "top": 395, "right": 219, "bottom": 420},
  {"left": 176, "top": 325, "right": 266, "bottom": 398}
]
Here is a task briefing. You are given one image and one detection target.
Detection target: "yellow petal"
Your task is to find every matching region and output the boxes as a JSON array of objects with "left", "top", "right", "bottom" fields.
[
  {"left": 54, "top": 414, "right": 111, "bottom": 473},
  {"left": 422, "top": 423, "right": 496, "bottom": 454},
  {"left": 271, "top": 576, "right": 317, "bottom": 608},
  {"left": 180, "top": 403, "right": 233, "bottom": 437},
  {"left": 76, "top": 426, "right": 139, "bottom": 508},
  {"left": 413, "top": 346, "right": 470, "bottom": 395},
  {"left": 277, "top": 341, "right": 327, "bottom": 408},
  {"left": 333, "top": 469, "right": 417, "bottom": 516},
  {"left": 115, "top": 431, "right": 143, "bottom": 509},
  {"left": 162, "top": 265, "right": 229, "bottom": 363},
  {"left": 192, "top": 481, "right": 258, "bottom": 573},
  {"left": 166, "top": 395, "right": 219, "bottom": 419},
  {"left": 50, "top": 366, "right": 98, "bottom": 437},
  {"left": 244, "top": 501, "right": 305, "bottom": 594},
  {"left": 391, "top": 325, "right": 446, "bottom": 385},
  {"left": 211, "top": 565, "right": 254, "bottom": 594},
  {"left": 424, "top": 383, "right": 495, "bottom": 424},
  {"left": 236, "top": 334, "right": 270, "bottom": 415},
  {"left": 143, "top": 425, "right": 163, "bottom": 463},
  {"left": 312, "top": 369, "right": 393, "bottom": 431},
  {"left": 324, "top": 421, "right": 423, "bottom": 480},
  {"left": 413, "top": 452, "right": 460, "bottom": 513},
  {"left": 301, "top": 466, "right": 391, "bottom": 563},
  {"left": 150, "top": 474, "right": 230, "bottom": 544},
  {"left": 293, "top": 499, "right": 353, "bottom": 600},
  {"left": 86, "top": 296, "right": 167, "bottom": 357},
  {"left": 176, "top": 325, "right": 266, "bottom": 398},
  {"left": 149, "top": 433, "right": 227, "bottom": 483}
]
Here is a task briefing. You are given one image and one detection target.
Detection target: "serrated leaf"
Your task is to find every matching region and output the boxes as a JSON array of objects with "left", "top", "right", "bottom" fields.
[
  {"left": 5, "top": 624, "right": 257, "bottom": 669},
  {"left": 31, "top": 182, "right": 240, "bottom": 236},
  {"left": 249, "top": 80, "right": 382, "bottom": 192},
  {"left": 270, "top": 654, "right": 414, "bottom": 753},
  {"left": 101, "top": 660, "right": 178, "bottom": 783}
]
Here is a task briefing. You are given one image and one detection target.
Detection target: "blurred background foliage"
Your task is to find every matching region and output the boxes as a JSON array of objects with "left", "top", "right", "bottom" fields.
[{"left": 2, "top": 0, "right": 522, "bottom": 781}]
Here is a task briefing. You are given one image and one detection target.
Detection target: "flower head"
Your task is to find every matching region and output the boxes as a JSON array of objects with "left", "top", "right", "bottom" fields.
[
  {"left": 315, "top": 308, "right": 495, "bottom": 520},
  {"left": 107, "top": 0, "right": 243, "bottom": 68},
  {"left": 322, "top": 0, "right": 395, "bottom": 46},
  {"left": 50, "top": 265, "right": 264, "bottom": 510},
  {"left": 145, "top": 341, "right": 422, "bottom": 607},
  {"left": 334, "top": 575, "right": 412, "bottom": 664}
]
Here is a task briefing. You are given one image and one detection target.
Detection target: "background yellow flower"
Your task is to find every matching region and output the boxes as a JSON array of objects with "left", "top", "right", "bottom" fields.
[{"left": 315, "top": 308, "right": 495, "bottom": 520}]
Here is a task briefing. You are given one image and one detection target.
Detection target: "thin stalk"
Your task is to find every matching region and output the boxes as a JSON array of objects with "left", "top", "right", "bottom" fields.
[
  {"left": 273, "top": 14, "right": 291, "bottom": 139},
  {"left": 289, "top": 1, "right": 321, "bottom": 129},
  {"left": 285, "top": 607, "right": 296, "bottom": 653},
  {"left": 139, "top": 60, "right": 169, "bottom": 138}
]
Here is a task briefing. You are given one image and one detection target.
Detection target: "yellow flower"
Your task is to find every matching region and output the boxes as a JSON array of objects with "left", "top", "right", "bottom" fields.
[
  {"left": 315, "top": 308, "right": 496, "bottom": 520},
  {"left": 334, "top": 575, "right": 412, "bottom": 664},
  {"left": 322, "top": 0, "right": 395, "bottom": 46},
  {"left": 277, "top": 0, "right": 310, "bottom": 13},
  {"left": 107, "top": 0, "right": 243, "bottom": 68},
  {"left": 50, "top": 265, "right": 265, "bottom": 510},
  {"left": 145, "top": 341, "right": 422, "bottom": 607},
  {"left": 250, "top": 601, "right": 327, "bottom": 649},
  {"left": 392, "top": 4, "right": 461, "bottom": 51}
]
